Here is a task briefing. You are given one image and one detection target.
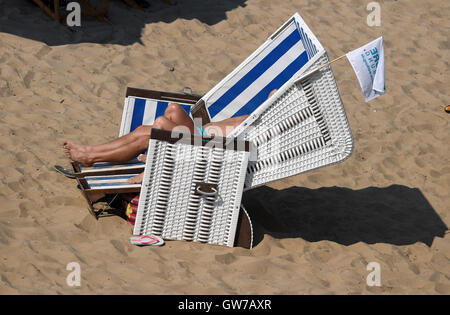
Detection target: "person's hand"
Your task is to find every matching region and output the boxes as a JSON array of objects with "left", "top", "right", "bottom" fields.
[
  {"left": 138, "top": 154, "right": 147, "bottom": 163},
  {"left": 269, "top": 89, "right": 277, "bottom": 98}
]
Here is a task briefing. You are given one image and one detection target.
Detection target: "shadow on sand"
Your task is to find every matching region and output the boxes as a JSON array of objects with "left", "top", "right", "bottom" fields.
[
  {"left": 243, "top": 184, "right": 448, "bottom": 247},
  {"left": 0, "top": 0, "right": 248, "bottom": 46}
]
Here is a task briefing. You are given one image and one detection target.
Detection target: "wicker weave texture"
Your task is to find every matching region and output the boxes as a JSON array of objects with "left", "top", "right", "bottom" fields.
[
  {"left": 133, "top": 138, "right": 249, "bottom": 247},
  {"left": 241, "top": 52, "right": 353, "bottom": 189}
]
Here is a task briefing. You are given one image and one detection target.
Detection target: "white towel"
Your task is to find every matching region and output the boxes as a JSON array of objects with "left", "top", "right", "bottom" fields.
[{"left": 346, "top": 36, "right": 385, "bottom": 102}]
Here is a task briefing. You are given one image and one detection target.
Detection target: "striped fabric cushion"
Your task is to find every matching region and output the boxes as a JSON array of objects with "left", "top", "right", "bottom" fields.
[
  {"left": 79, "top": 159, "right": 145, "bottom": 172},
  {"left": 202, "top": 13, "right": 322, "bottom": 122},
  {"left": 85, "top": 174, "right": 141, "bottom": 189}
]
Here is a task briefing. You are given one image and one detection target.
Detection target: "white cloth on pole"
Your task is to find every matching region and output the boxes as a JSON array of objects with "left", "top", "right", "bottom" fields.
[{"left": 346, "top": 37, "right": 385, "bottom": 102}]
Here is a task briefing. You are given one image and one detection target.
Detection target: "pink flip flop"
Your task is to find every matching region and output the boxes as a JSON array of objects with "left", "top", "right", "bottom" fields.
[{"left": 129, "top": 234, "right": 164, "bottom": 246}]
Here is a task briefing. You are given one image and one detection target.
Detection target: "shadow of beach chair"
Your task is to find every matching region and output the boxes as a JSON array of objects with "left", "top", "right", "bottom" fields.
[
  {"left": 32, "top": 0, "right": 110, "bottom": 24},
  {"left": 124, "top": 0, "right": 176, "bottom": 10}
]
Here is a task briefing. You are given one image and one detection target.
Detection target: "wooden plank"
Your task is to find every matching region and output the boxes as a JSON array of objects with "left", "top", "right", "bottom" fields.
[
  {"left": 234, "top": 208, "right": 253, "bottom": 249},
  {"left": 126, "top": 87, "right": 201, "bottom": 104},
  {"left": 79, "top": 0, "right": 110, "bottom": 24},
  {"left": 32, "top": 0, "right": 58, "bottom": 21},
  {"left": 122, "top": 0, "right": 144, "bottom": 10},
  {"left": 53, "top": 0, "right": 60, "bottom": 21}
]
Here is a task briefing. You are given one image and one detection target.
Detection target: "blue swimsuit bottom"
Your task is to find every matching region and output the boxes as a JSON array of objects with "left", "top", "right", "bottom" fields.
[{"left": 196, "top": 126, "right": 208, "bottom": 136}]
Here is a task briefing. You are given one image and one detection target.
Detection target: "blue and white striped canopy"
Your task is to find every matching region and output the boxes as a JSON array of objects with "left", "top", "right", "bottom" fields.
[{"left": 201, "top": 13, "right": 322, "bottom": 122}]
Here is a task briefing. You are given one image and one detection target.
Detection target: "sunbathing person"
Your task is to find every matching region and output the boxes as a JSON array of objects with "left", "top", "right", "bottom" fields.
[
  {"left": 63, "top": 89, "right": 277, "bottom": 183},
  {"left": 64, "top": 105, "right": 248, "bottom": 164}
]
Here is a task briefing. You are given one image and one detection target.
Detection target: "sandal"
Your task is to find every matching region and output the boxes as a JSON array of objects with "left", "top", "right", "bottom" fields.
[
  {"left": 54, "top": 165, "right": 76, "bottom": 179},
  {"left": 129, "top": 234, "right": 164, "bottom": 246}
]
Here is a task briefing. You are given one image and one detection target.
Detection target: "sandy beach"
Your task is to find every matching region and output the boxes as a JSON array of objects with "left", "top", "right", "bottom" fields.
[{"left": 0, "top": 0, "right": 449, "bottom": 294}]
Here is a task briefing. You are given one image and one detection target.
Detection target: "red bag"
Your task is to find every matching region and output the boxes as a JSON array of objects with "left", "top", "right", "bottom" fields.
[{"left": 123, "top": 195, "right": 139, "bottom": 225}]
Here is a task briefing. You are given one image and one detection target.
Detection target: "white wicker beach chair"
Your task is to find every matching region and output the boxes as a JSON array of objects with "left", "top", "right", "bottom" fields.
[
  {"left": 77, "top": 14, "right": 352, "bottom": 250},
  {"left": 133, "top": 129, "right": 252, "bottom": 248},
  {"left": 192, "top": 12, "right": 353, "bottom": 189},
  {"left": 131, "top": 13, "right": 352, "bottom": 248},
  {"left": 230, "top": 53, "right": 353, "bottom": 189},
  {"left": 79, "top": 174, "right": 141, "bottom": 191}
]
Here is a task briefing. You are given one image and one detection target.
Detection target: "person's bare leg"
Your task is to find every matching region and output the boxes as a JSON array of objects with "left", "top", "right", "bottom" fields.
[
  {"left": 203, "top": 115, "right": 249, "bottom": 137},
  {"left": 65, "top": 103, "right": 194, "bottom": 162},
  {"left": 64, "top": 103, "right": 193, "bottom": 157},
  {"left": 68, "top": 135, "right": 150, "bottom": 165},
  {"left": 126, "top": 115, "right": 247, "bottom": 183},
  {"left": 164, "top": 103, "right": 194, "bottom": 132},
  {"left": 126, "top": 104, "right": 194, "bottom": 184},
  {"left": 202, "top": 89, "right": 277, "bottom": 137},
  {"left": 63, "top": 124, "right": 153, "bottom": 157},
  {"left": 68, "top": 116, "right": 179, "bottom": 165}
]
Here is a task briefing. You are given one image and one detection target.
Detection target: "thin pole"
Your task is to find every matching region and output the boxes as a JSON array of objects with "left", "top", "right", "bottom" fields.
[
  {"left": 317, "top": 54, "right": 346, "bottom": 71},
  {"left": 295, "top": 53, "right": 347, "bottom": 84},
  {"left": 54, "top": 0, "right": 60, "bottom": 21}
]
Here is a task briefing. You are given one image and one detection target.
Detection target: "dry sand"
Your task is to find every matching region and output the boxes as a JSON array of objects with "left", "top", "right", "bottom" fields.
[{"left": 0, "top": 0, "right": 449, "bottom": 294}]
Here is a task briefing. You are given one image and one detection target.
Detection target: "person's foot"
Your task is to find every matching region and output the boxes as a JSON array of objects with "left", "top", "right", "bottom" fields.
[
  {"left": 63, "top": 146, "right": 71, "bottom": 159},
  {"left": 137, "top": 154, "right": 147, "bottom": 163},
  {"left": 63, "top": 140, "right": 88, "bottom": 156},
  {"left": 65, "top": 148, "right": 94, "bottom": 166},
  {"left": 127, "top": 172, "right": 144, "bottom": 184},
  {"left": 63, "top": 140, "right": 87, "bottom": 151}
]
